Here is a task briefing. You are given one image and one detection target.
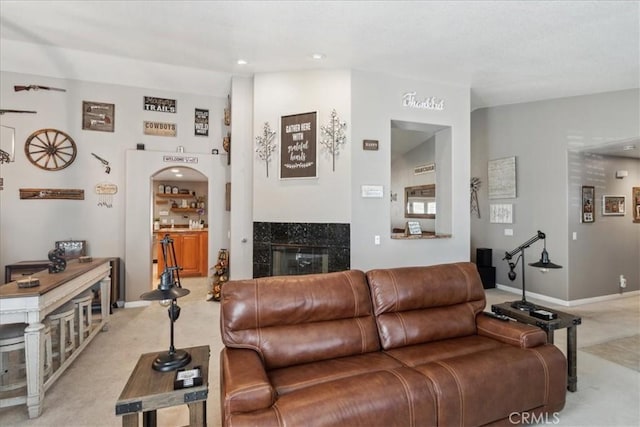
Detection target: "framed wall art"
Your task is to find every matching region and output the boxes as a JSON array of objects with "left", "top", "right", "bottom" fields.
[
  {"left": 194, "top": 108, "right": 209, "bottom": 136},
  {"left": 581, "top": 186, "right": 595, "bottom": 223},
  {"left": 280, "top": 111, "right": 317, "bottom": 179},
  {"left": 488, "top": 156, "right": 517, "bottom": 199},
  {"left": 632, "top": 187, "right": 640, "bottom": 223},
  {"left": 489, "top": 203, "right": 513, "bottom": 224},
  {"left": 82, "top": 101, "right": 115, "bottom": 132},
  {"left": 602, "top": 195, "right": 625, "bottom": 216},
  {"left": 406, "top": 221, "right": 422, "bottom": 235}
]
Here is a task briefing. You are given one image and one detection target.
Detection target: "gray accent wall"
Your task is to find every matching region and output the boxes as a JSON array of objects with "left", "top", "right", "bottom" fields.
[
  {"left": 568, "top": 152, "right": 639, "bottom": 299},
  {"left": 471, "top": 89, "right": 640, "bottom": 302}
]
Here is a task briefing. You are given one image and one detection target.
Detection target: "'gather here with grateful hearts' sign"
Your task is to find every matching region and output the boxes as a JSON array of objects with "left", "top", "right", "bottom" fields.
[{"left": 280, "top": 112, "right": 317, "bottom": 179}]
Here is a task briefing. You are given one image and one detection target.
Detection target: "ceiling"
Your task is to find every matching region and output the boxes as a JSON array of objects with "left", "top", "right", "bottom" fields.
[
  {"left": 1, "top": 1, "right": 638, "bottom": 112},
  {"left": 1, "top": 1, "right": 638, "bottom": 160}
]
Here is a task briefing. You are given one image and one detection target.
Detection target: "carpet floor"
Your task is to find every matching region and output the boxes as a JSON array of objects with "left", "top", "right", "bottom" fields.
[
  {"left": 581, "top": 334, "right": 640, "bottom": 372},
  {"left": 1, "top": 278, "right": 639, "bottom": 426}
]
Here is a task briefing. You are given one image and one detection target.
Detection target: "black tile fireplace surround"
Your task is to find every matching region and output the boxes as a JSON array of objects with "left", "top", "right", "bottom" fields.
[{"left": 253, "top": 222, "right": 350, "bottom": 278}]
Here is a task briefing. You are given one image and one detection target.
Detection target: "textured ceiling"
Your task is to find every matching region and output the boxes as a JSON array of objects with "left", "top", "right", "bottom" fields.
[{"left": 1, "top": 1, "right": 638, "bottom": 111}]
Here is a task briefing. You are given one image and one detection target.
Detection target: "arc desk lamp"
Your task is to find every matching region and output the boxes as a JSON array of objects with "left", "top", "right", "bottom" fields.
[
  {"left": 140, "top": 234, "right": 191, "bottom": 371},
  {"left": 503, "top": 230, "right": 562, "bottom": 311}
]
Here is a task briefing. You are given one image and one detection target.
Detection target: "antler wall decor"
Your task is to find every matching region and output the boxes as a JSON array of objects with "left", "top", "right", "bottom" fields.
[
  {"left": 255, "top": 122, "right": 277, "bottom": 177},
  {"left": 320, "top": 109, "right": 347, "bottom": 171}
]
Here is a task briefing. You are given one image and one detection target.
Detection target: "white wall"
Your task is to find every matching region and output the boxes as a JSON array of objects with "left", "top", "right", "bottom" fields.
[
  {"left": 229, "top": 76, "right": 254, "bottom": 280},
  {"left": 252, "top": 70, "right": 352, "bottom": 223},
  {"left": 471, "top": 89, "right": 640, "bottom": 302},
  {"left": 0, "top": 69, "right": 230, "bottom": 300},
  {"left": 350, "top": 70, "right": 471, "bottom": 271}
]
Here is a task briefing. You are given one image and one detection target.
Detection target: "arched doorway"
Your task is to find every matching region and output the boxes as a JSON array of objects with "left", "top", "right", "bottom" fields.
[
  {"left": 125, "top": 150, "right": 221, "bottom": 303},
  {"left": 151, "top": 166, "right": 208, "bottom": 280}
]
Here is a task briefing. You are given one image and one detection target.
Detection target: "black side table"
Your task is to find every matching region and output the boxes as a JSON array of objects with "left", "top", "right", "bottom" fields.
[{"left": 492, "top": 302, "right": 582, "bottom": 392}]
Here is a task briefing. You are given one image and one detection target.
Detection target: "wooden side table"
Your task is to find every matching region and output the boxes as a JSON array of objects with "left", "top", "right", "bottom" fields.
[
  {"left": 491, "top": 302, "right": 581, "bottom": 392},
  {"left": 116, "top": 345, "right": 210, "bottom": 426}
]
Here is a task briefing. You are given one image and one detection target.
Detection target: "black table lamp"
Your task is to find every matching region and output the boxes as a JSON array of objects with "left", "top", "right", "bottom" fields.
[
  {"left": 140, "top": 235, "right": 191, "bottom": 371},
  {"left": 503, "top": 230, "right": 562, "bottom": 311}
]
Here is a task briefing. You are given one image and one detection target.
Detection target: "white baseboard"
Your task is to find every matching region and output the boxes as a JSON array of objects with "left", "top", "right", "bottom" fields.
[
  {"left": 123, "top": 300, "right": 152, "bottom": 308},
  {"left": 494, "top": 283, "right": 640, "bottom": 307}
]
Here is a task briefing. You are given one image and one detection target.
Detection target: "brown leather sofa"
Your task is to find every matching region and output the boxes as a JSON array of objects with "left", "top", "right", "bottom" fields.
[{"left": 220, "top": 262, "right": 566, "bottom": 426}]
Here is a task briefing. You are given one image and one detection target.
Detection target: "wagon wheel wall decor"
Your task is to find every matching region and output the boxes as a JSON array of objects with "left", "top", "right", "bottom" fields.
[{"left": 25, "top": 128, "right": 77, "bottom": 171}]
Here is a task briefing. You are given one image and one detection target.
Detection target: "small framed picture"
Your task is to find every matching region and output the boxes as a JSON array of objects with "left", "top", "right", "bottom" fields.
[
  {"left": 406, "top": 221, "right": 422, "bottom": 235},
  {"left": 633, "top": 187, "right": 640, "bottom": 223},
  {"left": 581, "top": 186, "right": 595, "bottom": 223},
  {"left": 602, "top": 195, "right": 625, "bottom": 216},
  {"left": 82, "top": 101, "right": 115, "bottom": 132}
]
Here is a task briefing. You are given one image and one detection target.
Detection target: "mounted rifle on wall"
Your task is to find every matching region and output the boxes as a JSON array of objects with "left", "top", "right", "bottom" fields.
[{"left": 14, "top": 85, "right": 66, "bottom": 92}]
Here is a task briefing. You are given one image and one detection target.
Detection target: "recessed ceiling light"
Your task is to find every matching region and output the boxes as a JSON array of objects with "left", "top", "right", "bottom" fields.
[
  {"left": 237, "top": 59, "right": 248, "bottom": 65},
  {"left": 623, "top": 144, "right": 636, "bottom": 151},
  {"left": 171, "top": 168, "right": 180, "bottom": 173},
  {"left": 312, "top": 53, "right": 326, "bottom": 60},
  {"left": 175, "top": 173, "right": 183, "bottom": 178}
]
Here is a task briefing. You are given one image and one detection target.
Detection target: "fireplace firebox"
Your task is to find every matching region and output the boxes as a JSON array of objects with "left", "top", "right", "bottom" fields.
[
  {"left": 272, "top": 245, "right": 329, "bottom": 276},
  {"left": 253, "top": 222, "right": 350, "bottom": 278}
]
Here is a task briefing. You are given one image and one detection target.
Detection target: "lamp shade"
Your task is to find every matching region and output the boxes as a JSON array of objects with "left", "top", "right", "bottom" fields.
[
  {"left": 529, "top": 248, "right": 562, "bottom": 269},
  {"left": 140, "top": 286, "right": 190, "bottom": 301},
  {"left": 140, "top": 269, "right": 190, "bottom": 301}
]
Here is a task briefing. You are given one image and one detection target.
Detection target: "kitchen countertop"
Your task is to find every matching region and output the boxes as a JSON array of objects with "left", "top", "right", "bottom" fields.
[{"left": 154, "top": 228, "right": 208, "bottom": 233}]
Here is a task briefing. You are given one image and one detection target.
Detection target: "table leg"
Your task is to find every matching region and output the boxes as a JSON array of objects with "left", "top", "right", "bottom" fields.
[
  {"left": 24, "top": 322, "right": 45, "bottom": 419},
  {"left": 545, "top": 329, "right": 554, "bottom": 345},
  {"left": 567, "top": 326, "right": 577, "bottom": 392},
  {"left": 121, "top": 413, "right": 138, "bottom": 427},
  {"left": 188, "top": 401, "right": 207, "bottom": 426},
  {"left": 100, "top": 277, "right": 111, "bottom": 331}
]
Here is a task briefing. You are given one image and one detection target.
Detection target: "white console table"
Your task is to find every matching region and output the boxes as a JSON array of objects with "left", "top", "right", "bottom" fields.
[{"left": 0, "top": 258, "right": 111, "bottom": 418}]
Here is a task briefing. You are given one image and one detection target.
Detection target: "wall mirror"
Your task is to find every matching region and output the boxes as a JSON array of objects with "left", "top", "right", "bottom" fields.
[{"left": 390, "top": 120, "right": 452, "bottom": 238}]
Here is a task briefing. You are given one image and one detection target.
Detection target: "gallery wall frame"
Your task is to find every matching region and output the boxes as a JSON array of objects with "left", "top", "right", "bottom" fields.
[
  {"left": 602, "top": 195, "right": 625, "bottom": 216},
  {"left": 489, "top": 203, "right": 513, "bottom": 224},
  {"left": 82, "top": 101, "right": 114, "bottom": 132},
  {"left": 488, "top": 156, "right": 517, "bottom": 199},
  {"left": 581, "top": 186, "right": 595, "bottom": 223},
  {"left": 632, "top": 187, "right": 640, "bottom": 223}
]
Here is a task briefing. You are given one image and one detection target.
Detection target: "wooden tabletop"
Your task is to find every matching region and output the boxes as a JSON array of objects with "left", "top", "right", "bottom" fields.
[
  {"left": 491, "top": 302, "right": 582, "bottom": 331},
  {"left": 116, "top": 345, "right": 210, "bottom": 414},
  {"left": 0, "top": 258, "right": 110, "bottom": 298}
]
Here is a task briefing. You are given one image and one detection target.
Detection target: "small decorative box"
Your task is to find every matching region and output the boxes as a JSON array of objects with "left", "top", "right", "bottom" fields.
[
  {"left": 78, "top": 256, "right": 93, "bottom": 263},
  {"left": 174, "top": 366, "right": 202, "bottom": 390},
  {"left": 17, "top": 278, "right": 40, "bottom": 288}
]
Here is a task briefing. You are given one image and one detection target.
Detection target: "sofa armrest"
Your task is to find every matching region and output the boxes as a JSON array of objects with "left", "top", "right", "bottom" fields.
[
  {"left": 221, "top": 347, "right": 276, "bottom": 415},
  {"left": 476, "top": 314, "right": 547, "bottom": 348}
]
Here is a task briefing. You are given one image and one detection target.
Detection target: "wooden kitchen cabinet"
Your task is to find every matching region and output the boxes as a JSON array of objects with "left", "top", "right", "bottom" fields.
[{"left": 156, "top": 231, "right": 208, "bottom": 278}]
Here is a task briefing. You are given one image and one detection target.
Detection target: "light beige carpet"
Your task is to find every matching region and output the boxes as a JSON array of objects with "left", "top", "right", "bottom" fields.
[{"left": 581, "top": 334, "right": 640, "bottom": 372}]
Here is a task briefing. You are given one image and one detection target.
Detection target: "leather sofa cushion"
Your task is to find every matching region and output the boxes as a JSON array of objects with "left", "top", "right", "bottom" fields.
[
  {"left": 269, "top": 352, "right": 404, "bottom": 396},
  {"left": 384, "top": 335, "right": 505, "bottom": 367},
  {"left": 367, "top": 263, "right": 486, "bottom": 349},
  {"left": 221, "top": 270, "right": 380, "bottom": 369},
  {"left": 414, "top": 344, "right": 566, "bottom": 426},
  {"left": 228, "top": 367, "right": 438, "bottom": 427}
]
